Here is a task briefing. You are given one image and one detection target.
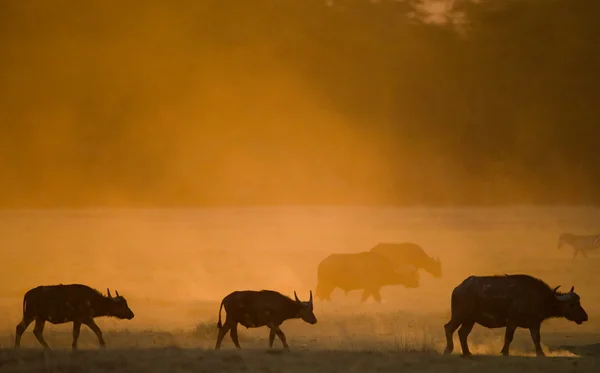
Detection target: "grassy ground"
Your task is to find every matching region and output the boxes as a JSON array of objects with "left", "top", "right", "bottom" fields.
[{"left": 1, "top": 206, "right": 600, "bottom": 371}]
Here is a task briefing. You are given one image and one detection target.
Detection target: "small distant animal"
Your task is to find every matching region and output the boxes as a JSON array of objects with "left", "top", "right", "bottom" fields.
[
  {"left": 315, "top": 251, "right": 419, "bottom": 303},
  {"left": 443, "top": 274, "right": 588, "bottom": 357},
  {"left": 14, "top": 284, "right": 135, "bottom": 350},
  {"left": 214, "top": 289, "right": 317, "bottom": 349},
  {"left": 557, "top": 232, "right": 600, "bottom": 258},
  {"left": 370, "top": 242, "right": 442, "bottom": 278}
]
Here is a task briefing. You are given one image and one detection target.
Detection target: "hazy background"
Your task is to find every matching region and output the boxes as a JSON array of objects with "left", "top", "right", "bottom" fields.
[
  {"left": 2, "top": 0, "right": 599, "bottom": 207},
  {"left": 1, "top": 0, "right": 600, "bottom": 362}
]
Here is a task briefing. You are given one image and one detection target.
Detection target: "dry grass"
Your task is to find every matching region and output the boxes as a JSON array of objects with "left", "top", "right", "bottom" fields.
[{"left": 1, "top": 206, "right": 600, "bottom": 372}]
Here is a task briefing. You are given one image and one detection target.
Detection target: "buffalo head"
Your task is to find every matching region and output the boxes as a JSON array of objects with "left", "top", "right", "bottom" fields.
[
  {"left": 553, "top": 285, "right": 588, "bottom": 325},
  {"left": 107, "top": 288, "right": 135, "bottom": 320},
  {"left": 294, "top": 290, "right": 317, "bottom": 325}
]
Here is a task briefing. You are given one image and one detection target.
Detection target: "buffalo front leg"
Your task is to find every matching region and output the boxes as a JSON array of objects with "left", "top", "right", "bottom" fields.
[
  {"left": 33, "top": 319, "right": 50, "bottom": 350},
  {"left": 72, "top": 321, "right": 82, "bottom": 350},
  {"left": 15, "top": 316, "right": 34, "bottom": 348},
  {"left": 273, "top": 326, "right": 289, "bottom": 349},
  {"left": 500, "top": 322, "right": 517, "bottom": 356},
  {"left": 529, "top": 324, "right": 545, "bottom": 357},
  {"left": 84, "top": 319, "right": 106, "bottom": 348},
  {"left": 457, "top": 321, "right": 475, "bottom": 357}
]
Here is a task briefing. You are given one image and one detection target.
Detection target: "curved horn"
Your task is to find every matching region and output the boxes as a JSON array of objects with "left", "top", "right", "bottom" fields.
[
  {"left": 309, "top": 290, "right": 313, "bottom": 304},
  {"left": 115, "top": 290, "right": 120, "bottom": 297},
  {"left": 570, "top": 286, "right": 574, "bottom": 293},
  {"left": 552, "top": 285, "right": 561, "bottom": 294},
  {"left": 107, "top": 288, "right": 112, "bottom": 298},
  {"left": 294, "top": 291, "right": 300, "bottom": 302}
]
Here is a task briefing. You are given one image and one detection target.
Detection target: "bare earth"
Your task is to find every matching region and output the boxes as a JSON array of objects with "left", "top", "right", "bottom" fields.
[{"left": 0, "top": 206, "right": 599, "bottom": 372}]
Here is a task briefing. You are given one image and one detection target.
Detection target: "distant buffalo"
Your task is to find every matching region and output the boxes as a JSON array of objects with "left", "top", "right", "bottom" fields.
[
  {"left": 215, "top": 289, "right": 317, "bottom": 349},
  {"left": 443, "top": 274, "right": 588, "bottom": 357},
  {"left": 370, "top": 242, "right": 442, "bottom": 279},
  {"left": 15, "top": 284, "right": 135, "bottom": 350},
  {"left": 315, "top": 251, "right": 420, "bottom": 303},
  {"left": 557, "top": 232, "right": 600, "bottom": 258}
]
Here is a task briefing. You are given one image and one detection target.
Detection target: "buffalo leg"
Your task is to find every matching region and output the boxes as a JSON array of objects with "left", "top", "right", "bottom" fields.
[
  {"left": 268, "top": 328, "right": 276, "bottom": 348},
  {"left": 215, "top": 320, "right": 233, "bottom": 350},
  {"left": 371, "top": 289, "right": 382, "bottom": 303},
  {"left": 84, "top": 320, "right": 105, "bottom": 348},
  {"left": 229, "top": 323, "right": 241, "bottom": 349},
  {"left": 443, "top": 320, "right": 461, "bottom": 354},
  {"left": 360, "top": 289, "right": 376, "bottom": 303},
  {"left": 457, "top": 321, "right": 475, "bottom": 357},
  {"left": 529, "top": 324, "right": 545, "bottom": 357},
  {"left": 316, "top": 282, "right": 334, "bottom": 301},
  {"left": 500, "top": 322, "right": 517, "bottom": 356},
  {"left": 14, "top": 316, "right": 34, "bottom": 348},
  {"left": 33, "top": 319, "right": 50, "bottom": 350},
  {"left": 72, "top": 321, "right": 82, "bottom": 350},
  {"left": 273, "top": 326, "right": 289, "bottom": 349}
]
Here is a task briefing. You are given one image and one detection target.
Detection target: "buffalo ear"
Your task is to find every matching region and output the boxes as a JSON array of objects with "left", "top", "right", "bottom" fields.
[{"left": 107, "top": 288, "right": 112, "bottom": 298}]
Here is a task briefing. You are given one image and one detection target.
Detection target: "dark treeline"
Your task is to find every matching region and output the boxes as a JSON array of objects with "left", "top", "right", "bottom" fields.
[{"left": 1, "top": 0, "right": 599, "bottom": 207}]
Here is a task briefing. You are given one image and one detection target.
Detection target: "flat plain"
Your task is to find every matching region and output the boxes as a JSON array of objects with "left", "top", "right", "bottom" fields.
[{"left": 0, "top": 206, "right": 599, "bottom": 372}]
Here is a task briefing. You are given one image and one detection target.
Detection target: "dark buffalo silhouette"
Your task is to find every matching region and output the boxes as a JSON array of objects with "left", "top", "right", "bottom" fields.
[
  {"left": 14, "top": 284, "right": 135, "bottom": 350},
  {"left": 315, "top": 251, "right": 419, "bottom": 303},
  {"left": 215, "top": 289, "right": 317, "bottom": 350},
  {"left": 443, "top": 274, "right": 588, "bottom": 357},
  {"left": 370, "top": 242, "right": 442, "bottom": 279}
]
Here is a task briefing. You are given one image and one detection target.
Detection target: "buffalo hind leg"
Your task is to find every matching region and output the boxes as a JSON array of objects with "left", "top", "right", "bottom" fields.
[
  {"left": 316, "top": 282, "right": 334, "bottom": 301},
  {"left": 215, "top": 319, "right": 233, "bottom": 350},
  {"left": 84, "top": 319, "right": 105, "bottom": 348},
  {"left": 72, "top": 321, "right": 82, "bottom": 350},
  {"left": 500, "top": 322, "right": 517, "bottom": 356},
  {"left": 457, "top": 321, "right": 475, "bottom": 357},
  {"left": 443, "top": 319, "right": 461, "bottom": 354},
  {"left": 33, "top": 319, "right": 50, "bottom": 350},
  {"left": 229, "top": 323, "right": 241, "bottom": 349},
  {"left": 14, "top": 316, "right": 34, "bottom": 348},
  {"left": 529, "top": 324, "right": 545, "bottom": 357}
]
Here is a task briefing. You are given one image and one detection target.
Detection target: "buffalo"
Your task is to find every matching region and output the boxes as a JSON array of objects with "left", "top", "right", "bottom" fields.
[
  {"left": 557, "top": 232, "right": 600, "bottom": 258},
  {"left": 315, "top": 251, "right": 419, "bottom": 303},
  {"left": 215, "top": 289, "right": 317, "bottom": 349},
  {"left": 14, "top": 284, "right": 135, "bottom": 350},
  {"left": 443, "top": 274, "right": 588, "bottom": 357},
  {"left": 370, "top": 242, "right": 442, "bottom": 279}
]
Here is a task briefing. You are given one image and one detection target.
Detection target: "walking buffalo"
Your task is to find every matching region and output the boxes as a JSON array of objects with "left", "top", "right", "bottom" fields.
[
  {"left": 215, "top": 289, "right": 317, "bottom": 349},
  {"left": 14, "top": 284, "right": 135, "bottom": 350},
  {"left": 443, "top": 274, "right": 588, "bottom": 357},
  {"left": 315, "top": 251, "right": 419, "bottom": 303}
]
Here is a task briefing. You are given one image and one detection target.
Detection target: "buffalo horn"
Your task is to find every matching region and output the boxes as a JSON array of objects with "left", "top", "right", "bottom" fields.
[
  {"left": 294, "top": 291, "right": 300, "bottom": 302},
  {"left": 115, "top": 290, "right": 120, "bottom": 297},
  {"left": 107, "top": 288, "right": 112, "bottom": 298},
  {"left": 309, "top": 290, "right": 313, "bottom": 304},
  {"left": 570, "top": 286, "right": 574, "bottom": 293}
]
